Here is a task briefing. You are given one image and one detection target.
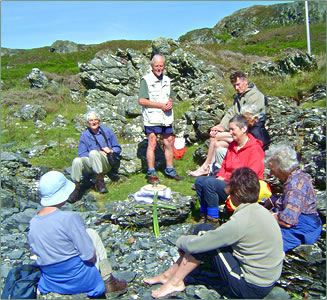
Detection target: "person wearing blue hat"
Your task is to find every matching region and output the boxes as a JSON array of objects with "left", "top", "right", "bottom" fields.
[{"left": 28, "top": 171, "right": 127, "bottom": 297}]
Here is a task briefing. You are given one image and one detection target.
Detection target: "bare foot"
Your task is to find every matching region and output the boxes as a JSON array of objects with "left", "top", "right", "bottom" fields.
[
  {"left": 143, "top": 273, "right": 169, "bottom": 285},
  {"left": 151, "top": 279, "right": 185, "bottom": 298},
  {"left": 189, "top": 166, "right": 209, "bottom": 177}
]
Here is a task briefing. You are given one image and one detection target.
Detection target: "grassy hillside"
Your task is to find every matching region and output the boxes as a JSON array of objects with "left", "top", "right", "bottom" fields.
[
  {"left": 1, "top": 21, "right": 326, "bottom": 202},
  {"left": 1, "top": 40, "right": 151, "bottom": 89}
]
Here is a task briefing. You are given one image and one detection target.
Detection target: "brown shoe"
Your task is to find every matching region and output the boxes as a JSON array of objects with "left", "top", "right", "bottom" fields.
[
  {"left": 104, "top": 275, "right": 127, "bottom": 293},
  {"left": 206, "top": 216, "right": 220, "bottom": 228},
  {"left": 68, "top": 182, "right": 80, "bottom": 203},
  {"left": 96, "top": 174, "right": 108, "bottom": 194},
  {"left": 198, "top": 213, "right": 207, "bottom": 224}
]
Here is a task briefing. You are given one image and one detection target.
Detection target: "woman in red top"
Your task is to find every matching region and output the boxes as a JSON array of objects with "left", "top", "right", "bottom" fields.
[{"left": 194, "top": 115, "right": 264, "bottom": 225}]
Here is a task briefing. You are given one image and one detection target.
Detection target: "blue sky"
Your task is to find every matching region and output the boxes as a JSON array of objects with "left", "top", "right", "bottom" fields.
[{"left": 1, "top": 1, "right": 292, "bottom": 49}]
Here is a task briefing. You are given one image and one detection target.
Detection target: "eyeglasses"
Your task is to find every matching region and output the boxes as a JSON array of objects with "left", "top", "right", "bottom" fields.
[{"left": 88, "top": 119, "right": 99, "bottom": 123}]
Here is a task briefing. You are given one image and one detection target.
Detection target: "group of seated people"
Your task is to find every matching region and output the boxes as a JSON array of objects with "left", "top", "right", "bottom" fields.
[{"left": 27, "top": 70, "right": 322, "bottom": 299}]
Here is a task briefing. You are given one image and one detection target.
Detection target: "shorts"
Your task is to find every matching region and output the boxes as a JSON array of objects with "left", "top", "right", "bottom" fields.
[{"left": 144, "top": 126, "right": 173, "bottom": 135}]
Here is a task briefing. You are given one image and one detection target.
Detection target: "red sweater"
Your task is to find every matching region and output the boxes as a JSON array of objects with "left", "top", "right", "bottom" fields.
[{"left": 217, "top": 134, "right": 264, "bottom": 181}]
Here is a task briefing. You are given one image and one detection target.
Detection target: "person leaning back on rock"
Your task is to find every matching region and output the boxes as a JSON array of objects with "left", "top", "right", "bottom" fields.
[
  {"left": 138, "top": 54, "right": 184, "bottom": 183},
  {"left": 190, "top": 70, "right": 266, "bottom": 177},
  {"left": 70, "top": 111, "right": 122, "bottom": 200}
]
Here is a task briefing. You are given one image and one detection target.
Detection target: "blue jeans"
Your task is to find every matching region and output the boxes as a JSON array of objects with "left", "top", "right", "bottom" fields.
[{"left": 195, "top": 176, "right": 228, "bottom": 219}]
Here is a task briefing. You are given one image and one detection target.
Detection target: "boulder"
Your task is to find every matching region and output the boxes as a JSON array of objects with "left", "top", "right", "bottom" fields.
[
  {"left": 49, "top": 40, "right": 78, "bottom": 53},
  {"left": 26, "top": 68, "right": 48, "bottom": 88},
  {"left": 151, "top": 37, "right": 171, "bottom": 56},
  {"left": 19, "top": 104, "right": 47, "bottom": 121}
]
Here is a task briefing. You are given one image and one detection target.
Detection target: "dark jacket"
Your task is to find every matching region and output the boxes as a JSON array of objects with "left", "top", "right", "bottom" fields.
[{"left": 249, "top": 119, "right": 270, "bottom": 150}]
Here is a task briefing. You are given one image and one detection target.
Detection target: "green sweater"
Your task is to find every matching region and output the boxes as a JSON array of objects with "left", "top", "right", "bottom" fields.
[{"left": 176, "top": 203, "right": 284, "bottom": 287}]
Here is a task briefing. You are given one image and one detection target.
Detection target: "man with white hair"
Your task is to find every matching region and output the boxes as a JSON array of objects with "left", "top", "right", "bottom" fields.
[
  {"left": 70, "top": 111, "right": 121, "bottom": 199},
  {"left": 138, "top": 54, "right": 184, "bottom": 183}
]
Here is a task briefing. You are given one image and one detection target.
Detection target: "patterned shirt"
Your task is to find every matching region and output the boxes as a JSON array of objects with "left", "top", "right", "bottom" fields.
[{"left": 276, "top": 169, "right": 318, "bottom": 226}]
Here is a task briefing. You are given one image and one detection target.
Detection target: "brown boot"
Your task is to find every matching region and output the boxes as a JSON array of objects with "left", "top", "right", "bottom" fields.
[
  {"left": 198, "top": 213, "right": 207, "bottom": 224},
  {"left": 104, "top": 274, "right": 127, "bottom": 293},
  {"left": 68, "top": 182, "right": 80, "bottom": 203},
  {"left": 95, "top": 174, "right": 108, "bottom": 194},
  {"left": 206, "top": 216, "right": 220, "bottom": 228}
]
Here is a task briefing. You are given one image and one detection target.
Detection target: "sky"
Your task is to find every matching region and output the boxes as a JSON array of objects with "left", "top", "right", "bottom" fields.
[{"left": 1, "top": 1, "right": 292, "bottom": 50}]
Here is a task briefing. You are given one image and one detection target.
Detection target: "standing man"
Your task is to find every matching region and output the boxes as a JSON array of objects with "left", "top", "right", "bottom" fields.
[
  {"left": 138, "top": 54, "right": 184, "bottom": 183},
  {"left": 70, "top": 111, "right": 121, "bottom": 199},
  {"left": 190, "top": 71, "right": 266, "bottom": 177}
]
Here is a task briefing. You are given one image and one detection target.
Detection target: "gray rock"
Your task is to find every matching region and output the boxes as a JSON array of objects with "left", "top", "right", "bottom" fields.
[
  {"left": 9, "top": 249, "right": 25, "bottom": 260},
  {"left": 19, "top": 104, "right": 47, "bottom": 121},
  {"left": 24, "top": 145, "right": 49, "bottom": 158},
  {"left": 52, "top": 114, "right": 69, "bottom": 127},
  {"left": 121, "top": 117, "right": 145, "bottom": 144},
  {"left": 264, "top": 286, "right": 290, "bottom": 299},
  {"left": 27, "top": 68, "right": 48, "bottom": 88},
  {"left": 50, "top": 40, "right": 79, "bottom": 53},
  {"left": 250, "top": 52, "right": 318, "bottom": 77},
  {"left": 151, "top": 37, "right": 172, "bottom": 56},
  {"left": 179, "top": 28, "right": 220, "bottom": 44}
]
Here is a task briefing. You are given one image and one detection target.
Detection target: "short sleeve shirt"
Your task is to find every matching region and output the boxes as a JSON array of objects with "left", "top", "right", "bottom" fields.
[
  {"left": 28, "top": 210, "right": 95, "bottom": 265},
  {"left": 276, "top": 169, "right": 318, "bottom": 226}
]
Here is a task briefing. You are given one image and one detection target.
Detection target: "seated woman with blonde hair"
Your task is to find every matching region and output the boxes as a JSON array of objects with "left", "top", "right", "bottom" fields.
[{"left": 264, "top": 144, "right": 322, "bottom": 252}]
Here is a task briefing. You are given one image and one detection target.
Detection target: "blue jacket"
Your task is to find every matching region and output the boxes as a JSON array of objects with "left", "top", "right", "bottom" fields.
[{"left": 78, "top": 126, "right": 121, "bottom": 157}]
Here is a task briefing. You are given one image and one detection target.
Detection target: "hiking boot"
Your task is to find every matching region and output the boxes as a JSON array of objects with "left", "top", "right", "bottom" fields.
[
  {"left": 164, "top": 168, "right": 185, "bottom": 181},
  {"left": 96, "top": 174, "right": 108, "bottom": 194},
  {"left": 104, "top": 274, "right": 127, "bottom": 293},
  {"left": 145, "top": 171, "right": 158, "bottom": 184},
  {"left": 68, "top": 182, "right": 80, "bottom": 203},
  {"left": 199, "top": 213, "right": 207, "bottom": 224},
  {"left": 166, "top": 174, "right": 185, "bottom": 181},
  {"left": 206, "top": 216, "right": 220, "bottom": 228}
]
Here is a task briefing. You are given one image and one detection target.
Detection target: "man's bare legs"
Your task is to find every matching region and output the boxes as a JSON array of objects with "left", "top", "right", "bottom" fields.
[
  {"left": 162, "top": 133, "right": 174, "bottom": 168},
  {"left": 146, "top": 132, "right": 158, "bottom": 169},
  {"left": 144, "top": 253, "right": 201, "bottom": 298},
  {"left": 190, "top": 132, "right": 232, "bottom": 177}
]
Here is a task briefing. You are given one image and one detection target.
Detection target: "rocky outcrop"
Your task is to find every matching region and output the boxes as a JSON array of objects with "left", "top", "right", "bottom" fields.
[
  {"left": 213, "top": 1, "right": 326, "bottom": 39},
  {"left": 180, "top": 1, "right": 326, "bottom": 44},
  {"left": 250, "top": 52, "right": 318, "bottom": 76},
  {"left": 179, "top": 28, "right": 220, "bottom": 44},
  {"left": 76, "top": 38, "right": 223, "bottom": 142},
  {"left": 49, "top": 40, "right": 90, "bottom": 53}
]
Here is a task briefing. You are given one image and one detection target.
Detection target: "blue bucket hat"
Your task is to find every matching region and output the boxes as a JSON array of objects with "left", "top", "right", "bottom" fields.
[{"left": 39, "top": 171, "right": 75, "bottom": 206}]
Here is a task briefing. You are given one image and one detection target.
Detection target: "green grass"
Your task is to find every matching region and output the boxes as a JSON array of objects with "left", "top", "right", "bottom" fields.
[
  {"left": 1, "top": 40, "right": 151, "bottom": 89},
  {"left": 1, "top": 22, "right": 325, "bottom": 208},
  {"left": 99, "top": 143, "right": 201, "bottom": 203}
]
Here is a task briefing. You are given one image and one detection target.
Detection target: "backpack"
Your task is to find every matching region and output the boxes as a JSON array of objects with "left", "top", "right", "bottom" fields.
[{"left": 1, "top": 264, "right": 41, "bottom": 299}]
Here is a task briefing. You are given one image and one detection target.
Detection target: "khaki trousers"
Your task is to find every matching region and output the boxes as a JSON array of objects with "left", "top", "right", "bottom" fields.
[
  {"left": 87, "top": 228, "right": 112, "bottom": 281},
  {"left": 71, "top": 150, "right": 111, "bottom": 183}
]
